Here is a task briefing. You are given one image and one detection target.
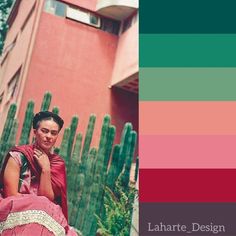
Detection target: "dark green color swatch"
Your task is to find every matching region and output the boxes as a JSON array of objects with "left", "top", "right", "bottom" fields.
[{"left": 140, "top": 0, "right": 236, "bottom": 34}]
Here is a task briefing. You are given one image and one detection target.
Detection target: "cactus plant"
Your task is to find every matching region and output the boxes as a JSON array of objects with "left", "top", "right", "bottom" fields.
[
  {"left": 59, "top": 127, "right": 70, "bottom": 161},
  {"left": 0, "top": 103, "right": 17, "bottom": 165},
  {"left": 72, "top": 133, "right": 83, "bottom": 161},
  {"left": 52, "top": 106, "right": 59, "bottom": 115},
  {"left": 19, "top": 100, "right": 34, "bottom": 145},
  {"left": 0, "top": 92, "right": 138, "bottom": 236},
  {"left": 40, "top": 91, "right": 52, "bottom": 111},
  {"left": 103, "top": 125, "right": 116, "bottom": 172},
  {"left": 81, "top": 114, "right": 96, "bottom": 163},
  {"left": 6, "top": 119, "right": 19, "bottom": 151},
  {"left": 67, "top": 116, "right": 78, "bottom": 159},
  {"left": 120, "top": 131, "right": 137, "bottom": 188}
]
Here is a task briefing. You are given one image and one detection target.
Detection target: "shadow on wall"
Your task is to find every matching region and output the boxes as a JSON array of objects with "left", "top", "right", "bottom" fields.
[{"left": 110, "top": 86, "right": 138, "bottom": 154}]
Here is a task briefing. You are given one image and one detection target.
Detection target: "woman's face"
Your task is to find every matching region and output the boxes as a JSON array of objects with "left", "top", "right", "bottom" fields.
[{"left": 34, "top": 119, "right": 60, "bottom": 152}]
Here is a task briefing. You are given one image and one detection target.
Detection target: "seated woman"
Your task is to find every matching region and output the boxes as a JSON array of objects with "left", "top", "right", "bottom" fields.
[{"left": 0, "top": 111, "right": 78, "bottom": 235}]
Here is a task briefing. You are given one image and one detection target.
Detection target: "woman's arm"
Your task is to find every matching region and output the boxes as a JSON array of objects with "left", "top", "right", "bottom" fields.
[
  {"left": 34, "top": 149, "right": 55, "bottom": 201},
  {"left": 3, "top": 156, "right": 22, "bottom": 197}
]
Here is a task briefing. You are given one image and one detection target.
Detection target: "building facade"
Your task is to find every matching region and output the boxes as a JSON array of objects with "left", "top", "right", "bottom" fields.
[{"left": 0, "top": 0, "right": 138, "bottom": 148}]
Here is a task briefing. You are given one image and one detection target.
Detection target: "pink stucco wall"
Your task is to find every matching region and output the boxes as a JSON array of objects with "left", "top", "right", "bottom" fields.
[
  {"left": 0, "top": 0, "right": 37, "bottom": 133},
  {"left": 17, "top": 12, "right": 138, "bottom": 149},
  {"left": 111, "top": 20, "right": 138, "bottom": 85},
  {"left": 62, "top": 0, "right": 97, "bottom": 11}
]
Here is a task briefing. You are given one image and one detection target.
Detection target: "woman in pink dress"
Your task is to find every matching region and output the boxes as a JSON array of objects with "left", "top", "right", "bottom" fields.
[{"left": 0, "top": 111, "right": 79, "bottom": 235}]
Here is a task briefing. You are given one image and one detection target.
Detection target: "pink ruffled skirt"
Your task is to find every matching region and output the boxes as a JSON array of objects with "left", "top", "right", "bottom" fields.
[{"left": 0, "top": 195, "right": 77, "bottom": 236}]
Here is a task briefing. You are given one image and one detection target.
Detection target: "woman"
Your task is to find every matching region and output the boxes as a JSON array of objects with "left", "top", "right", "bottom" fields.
[{"left": 0, "top": 111, "right": 78, "bottom": 235}]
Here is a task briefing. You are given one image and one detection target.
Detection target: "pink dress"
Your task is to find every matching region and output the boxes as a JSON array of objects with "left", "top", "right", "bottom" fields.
[{"left": 0, "top": 152, "right": 78, "bottom": 236}]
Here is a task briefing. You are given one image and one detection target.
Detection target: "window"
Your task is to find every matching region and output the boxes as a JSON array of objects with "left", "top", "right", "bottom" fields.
[
  {"left": 66, "top": 6, "right": 101, "bottom": 28},
  {"left": 43, "top": 0, "right": 120, "bottom": 34},
  {"left": 44, "top": 0, "right": 66, "bottom": 17},
  {"left": 121, "top": 12, "right": 138, "bottom": 33},
  {"left": 101, "top": 18, "right": 120, "bottom": 35},
  {"left": 7, "top": 68, "right": 20, "bottom": 101}
]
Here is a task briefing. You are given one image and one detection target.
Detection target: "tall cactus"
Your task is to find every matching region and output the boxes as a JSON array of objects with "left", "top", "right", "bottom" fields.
[
  {"left": 103, "top": 125, "right": 116, "bottom": 172},
  {"left": 120, "top": 131, "right": 137, "bottom": 188},
  {"left": 106, "top": 144, "right": 121, "bottom": 189},
  {"left": 59, "top": 127, "right": 70, "bottom": 161},
  {"left": 118, "top": 123, "right": 133, "bottom": 174},
  {"left": 74, "top": 148, "right": 97, "bottom": 228},
  {"left": 72, "top": 133, "right": 83, "bottom": 161},
  {"left": 19, "top": 100, "right": 34, "bottom": 145},
  {"left": 40, "top": 91, "right": 52, "bottom": 111},
  {"left": 0, "top": 103, "right": 17, "bottom": 165},
  {"left": 80, "top": 114, "right": 96, "bottom": 164},
  {"left": 87, "top": 115, "right": 111, "bottom": 236},
  {"left": 67, "top": 116, "right": 78, "bottom": 159},
  {"left": 6, "top": 119, "right": 19, "bottom": 151}
]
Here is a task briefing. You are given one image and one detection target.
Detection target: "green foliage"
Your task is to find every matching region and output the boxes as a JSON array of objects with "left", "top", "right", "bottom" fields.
[
  {"left": 96, "top": 178, "right": 138, "bottom": 236},
  {"left": 0, "top": 0, "right": 14, "bottom": 55}
]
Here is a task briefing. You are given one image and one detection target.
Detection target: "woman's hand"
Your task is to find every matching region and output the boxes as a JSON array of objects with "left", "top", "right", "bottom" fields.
[
  {"left": 33, "top": 149, "right": 51, "bottom": 172},
  {"left": 34, "top": 149, "right": 55, "bottom": 201}
]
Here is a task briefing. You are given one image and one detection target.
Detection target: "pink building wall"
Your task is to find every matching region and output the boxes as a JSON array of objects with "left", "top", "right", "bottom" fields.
[
  {"left": 111, "top": 20, "right": 138, "bottom": 85},
  {"left": 62, "top": 0, "right": 97, "bottom": 11},
  {"left": 16, "top": 11, "right": 138, "bottom": 148},
  {"left": 0, "top": 0, "right": 38, "bottom": 132}
]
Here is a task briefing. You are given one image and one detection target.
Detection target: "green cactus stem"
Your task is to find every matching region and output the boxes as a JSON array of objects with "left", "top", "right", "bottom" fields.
[
  {"left": 6, "top": 119, "right": 19, "bottom": 151},
  {"left": 74, "top": 148, "right": 97, "bottom": 229},
  {"left": 103, "top": 125, "right": 116, "bottom": 172},
  {"left": 40, "top": 92, "right": 52, "bottom": 111},
  {"left": 117, "top": 123, "right": 133, "bottom": 174},
  {"left": 106, "top": 144, "right": 121, "bottom": 190},
  {"left": 80, "top": 114, "right": 96, "bottom": 163},
  {"left": 0, "top": 103, "right": 17, "bottom": 144},
  {"left": 52, "top": 106, "right": 59, "bottom": 115},
  {"left": 0, "top": 103, "right": 17, "bottom": 165},
  {"left": 59, "top": 127, "right": 70, "bottom": 162},
  {"left": 19, "top": 100, "right": 34, "bottom": 145},
  {"left": 134, "top": 156, "right": 139, "bottom": 182},
  {"left": 120, "top": 131, "right": 137, "bottom": 188},
  {"left": 67, "top": 116, "right": 79, "bottom": 159},
  {"left": 72, "top": 133, "right": 83, "bottom": 162}
]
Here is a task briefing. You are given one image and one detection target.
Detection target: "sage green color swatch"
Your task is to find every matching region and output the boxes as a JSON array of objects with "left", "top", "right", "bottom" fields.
[{"left": 140, "top": 68, "right": 236, "bottom": 101}]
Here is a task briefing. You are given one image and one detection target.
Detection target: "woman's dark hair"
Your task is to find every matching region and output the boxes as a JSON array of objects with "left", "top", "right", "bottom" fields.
[{"left": 33, "top": 111, "right": 64, "bottom": 130}]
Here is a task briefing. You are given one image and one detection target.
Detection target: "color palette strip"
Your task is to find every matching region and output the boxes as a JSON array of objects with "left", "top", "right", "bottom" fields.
[
  {"left": 140, "top": 0, "right": 236, "bottom": 34},
  {"left": 140, "top": 101, "right": 236, "bottom": 135},
  {"left": 140, "top": 135, "right": 236, "bottom": 168},
  {"left": 139, "top": 169, "right": 236, "bottom": 202},
  {"left": 140, "top": 68, "right": 236, "bottom": 101}
]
